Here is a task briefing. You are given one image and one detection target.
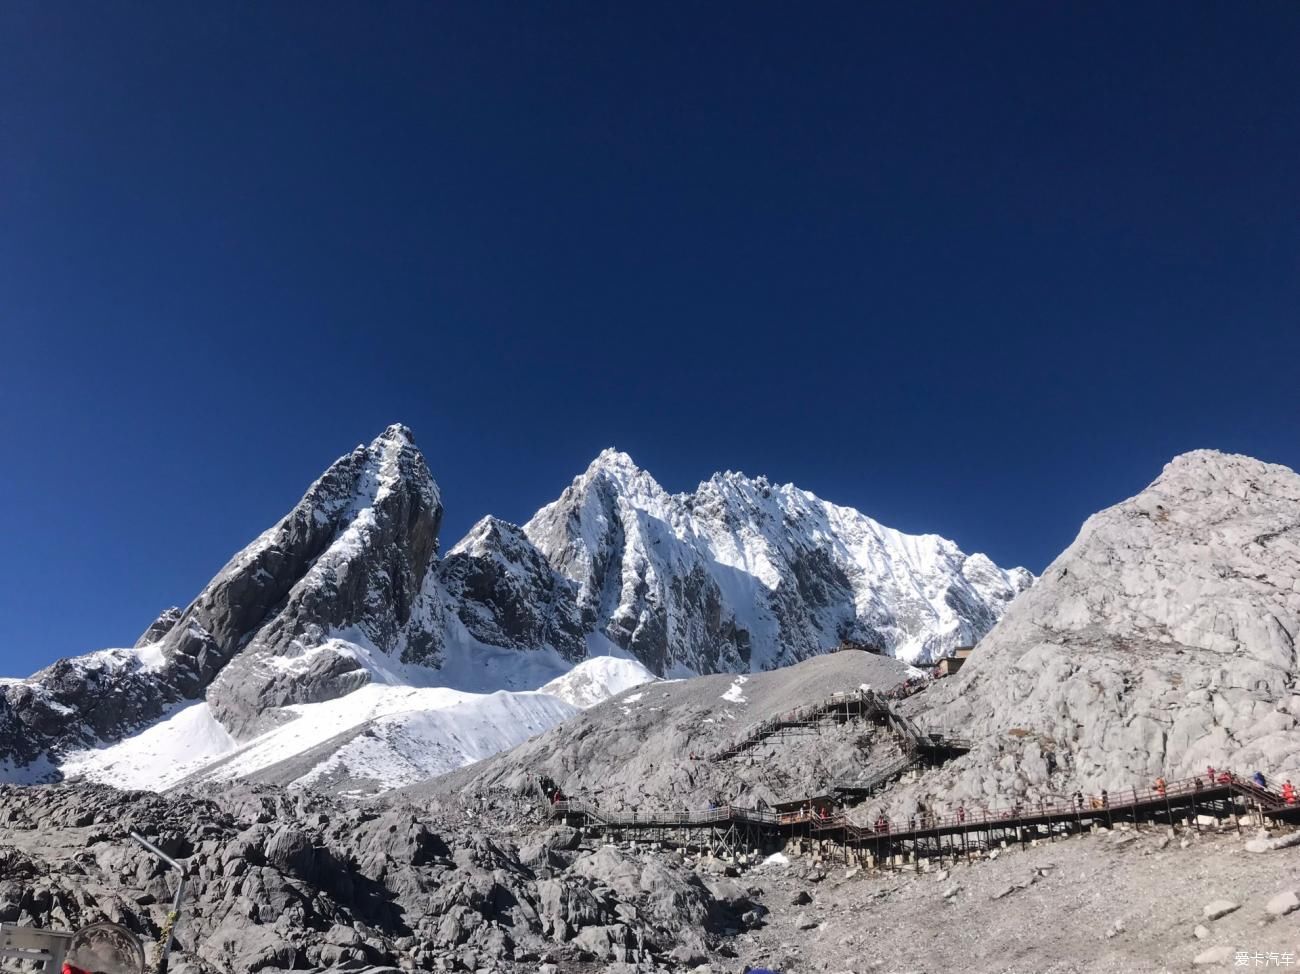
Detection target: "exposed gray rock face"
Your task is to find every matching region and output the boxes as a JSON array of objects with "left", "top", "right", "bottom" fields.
[
  {"left": 0, "top": 783, "right": 752, "bottom": 973},
  {"left": 896, "top": 450, "right": 1300, "bottom": 815},
  {"left": 173, "top": 423, "right": 444, "bottom": 696},
  {"left": 440, "top": 517, "right": 586, "bottom": 662},
  {"left": 199, "top": 425, "right": 444, "bottom": 735},
  {"left": 0, "top": 651, "right": 175, "bottom": 770},
  {"left": 0, "top": 425, "right": 448, "bottom": 763},
  {"left": 524, "top": 450, "right": 1032, "bottom": 674},
  {"left": 134, "top": 607, "right": 182, "bottom": 647}
]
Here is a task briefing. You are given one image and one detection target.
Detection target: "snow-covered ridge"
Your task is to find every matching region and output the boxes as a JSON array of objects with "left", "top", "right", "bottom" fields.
[{"left": 524, "top": 449, "right": 1032, "bottom": 672}]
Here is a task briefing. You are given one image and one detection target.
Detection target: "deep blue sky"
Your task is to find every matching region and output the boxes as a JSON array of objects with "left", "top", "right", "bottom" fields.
[{"left": 2, "top": 3, "right": 1298, "bottom": 676}]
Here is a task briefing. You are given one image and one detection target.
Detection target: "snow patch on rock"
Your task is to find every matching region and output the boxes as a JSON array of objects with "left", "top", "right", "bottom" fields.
[{"left": 537, "top": 656, "right": 658, "bottom": 709}]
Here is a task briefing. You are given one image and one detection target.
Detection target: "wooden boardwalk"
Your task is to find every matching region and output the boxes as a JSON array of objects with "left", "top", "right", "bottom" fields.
[
  {"left": 545, "top": 684, "right": 1296, "bottom": 867},
  {"left": 550, "top": 773, "right": 1296, "bottom": 866}
]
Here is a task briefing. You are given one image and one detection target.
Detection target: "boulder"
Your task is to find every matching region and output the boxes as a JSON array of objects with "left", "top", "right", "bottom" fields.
[
  {"left": 1194, "top": 946, "right": 1235, "bottom": 966},
  {"left": 1265, "top": 891, "right": 1300, "bottom": 917},
  {"left": 264, "top": 826, "right": 318, "bottom": 881},
  {"left": 1202, "top": 900, "right": 1239, "bottom": 921},
  {"left": 1245, "top": 832, "right": 1300, "bottom": 853}
]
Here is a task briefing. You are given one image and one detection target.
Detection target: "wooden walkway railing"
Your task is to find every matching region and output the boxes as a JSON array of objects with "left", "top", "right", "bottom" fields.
[{"left": 549, "top": 772, "right": 1295, "bottom": 853}]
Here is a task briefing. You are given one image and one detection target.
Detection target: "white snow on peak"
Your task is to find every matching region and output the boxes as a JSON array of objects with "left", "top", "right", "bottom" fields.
[
  {"left": 525, "top": 452, "right": 1033, "bottom": 669},
  {"left": 446, "top": 515, "right": 529, "bottom": 560},
  {"left": 537, "top": 655, "right": 658, "bottom": 709},
  {"left": 586, "top": 448, "right": 645, "bottom": 479},
  {"left": 374, "top": 422, "right": 416, "bottom": 447}
]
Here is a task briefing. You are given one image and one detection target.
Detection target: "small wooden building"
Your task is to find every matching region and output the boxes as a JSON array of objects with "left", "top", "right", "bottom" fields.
[
  {"left": 773, "top": 794, "right": 838, "bottom": 823},
  {"left": 935, "top": 645, "right": 975, "bottom": 677}
]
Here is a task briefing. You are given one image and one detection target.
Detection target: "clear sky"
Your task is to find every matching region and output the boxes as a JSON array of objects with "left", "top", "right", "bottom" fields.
[{"left": 2, "top": 3, "right": 1297, "bottom": 677}]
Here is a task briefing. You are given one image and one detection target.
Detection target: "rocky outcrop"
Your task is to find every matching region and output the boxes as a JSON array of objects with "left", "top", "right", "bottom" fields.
[
  {"left": 0, "top": 783, "right": 752, "bottom": 973},
  {"left": 898, "top": 450, "right": 1300, "bottom": 813},
  {"left": 440, "top": 517, "right": 586, "bottom": 662},
  {"left": 134, "top": 607, "right": 182, "bottom": 648},
  {"left": 0, "top": 651, "right": 176, "bottom": 770}
]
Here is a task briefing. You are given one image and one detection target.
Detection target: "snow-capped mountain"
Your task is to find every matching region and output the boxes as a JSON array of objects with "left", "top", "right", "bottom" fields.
[
  {"left": 0, "top": 424, "right": 1029, "bottom": 788},
  {"left": 524, "top": 449, "right": 1033, "bottom": 674}
]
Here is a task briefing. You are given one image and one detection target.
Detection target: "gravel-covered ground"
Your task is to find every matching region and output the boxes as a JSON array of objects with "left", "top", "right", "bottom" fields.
[
  {"left": 415, "top": 651, "right": 916, "bottom": 812},
  {"left": 5, "top": 779, "right": 1299, "bottom": 974},
  {"left": 7, "top": 646, "right": 1299, "bottom": 974},
  {"left": 730, "top": 819, "right": 1300, "bottom": 974}
]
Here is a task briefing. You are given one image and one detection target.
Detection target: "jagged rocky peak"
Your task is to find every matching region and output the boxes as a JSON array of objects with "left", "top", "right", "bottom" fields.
[
  {"left": 0, "top": 425, "right": 452, "bottom": 767},
  {"left": 525, "top": 447, "right": 1033, "bottom": 674},
  {"left": 914, "top": 448, "right": 1300, "bottom": 801},
  {"left": 2, "top": 427, "right": 1034, "bottom": 782},
  {"left": 134, "top": 606, "right": 182, "bottom": 647},
  {"left": 195, "top": 425, "right": 447, "bottom": 735},
  {"left": 441, "top": 516, "right": 586, "bottom": 661},
  {"left": 587, "top": 446, "right": 646, "bottom": 478}
]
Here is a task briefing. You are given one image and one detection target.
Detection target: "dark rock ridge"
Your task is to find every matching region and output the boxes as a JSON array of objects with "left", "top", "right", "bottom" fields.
[
  {"left": 0, "top": 425, "right": 1029, "bottom": 778},
  {"left": 134, "top": 607, "right": 182, "bottom": 648},
  {"left": 1, "top": 425, "right": 448, "bottom": 763},
  {"left": 440, "top": 517, "right": 586, "bottom": 662}
]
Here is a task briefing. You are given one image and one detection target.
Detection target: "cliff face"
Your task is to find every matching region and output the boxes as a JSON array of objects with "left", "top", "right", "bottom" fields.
[
  {"left": 903, "top": 449, "right": 1300, "bottom": 807},
  {"left": 524, "top": 449, "right": 1031, "bottom": 674},
  {"left": 1, "top": 425, "right": 446, "bottom": 763}
]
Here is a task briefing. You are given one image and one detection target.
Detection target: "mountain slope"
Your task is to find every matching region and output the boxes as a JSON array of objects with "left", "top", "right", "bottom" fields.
[
  {"left": 892, "top": 449, "right": 1300, "bottom": 813},
  {"left": 59, "top": 686, "right": 580, "bottom": 795},
  {"left": 524, "top": 449, "right": 1032, "bottom": 674},
  {"left": 0, "top": 425, "right": 1029, "bottom": 787},
  {"left": 417, "top": 650, "right": 916, "bottom": 810}
]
